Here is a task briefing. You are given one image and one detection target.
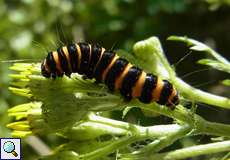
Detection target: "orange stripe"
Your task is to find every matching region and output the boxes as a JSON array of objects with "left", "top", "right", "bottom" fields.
[
  {"left": 52, "top": 51, "right": 62, "bottom": 73},
  {"left": 76, "top": 44, "right": 82, "bottom": 70},
  {"left": 93, "top": 47, "right": 106, "bottom": 73},
  {"left": 44, "top": 59, "right": 50, "bottom": 72},
  {"left": 115, "top": 63, "right": 133, "bottom": 90},
  {"left": 151, "top": 77, "right": 164, "bottom": 102},
  {"left": 132, "top": 71, "right": 146, "bottom": 98},
  {"left": 102, "top": 55, "right": 119, "bottom": 81},
  {"left": 62, "top": 46, "right": 72, "bottom": 71}
]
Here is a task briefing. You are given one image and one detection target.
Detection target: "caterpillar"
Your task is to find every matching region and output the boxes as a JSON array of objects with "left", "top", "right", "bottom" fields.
[{"left": 41, "top": 42, "right": 179, "bottom": 109}]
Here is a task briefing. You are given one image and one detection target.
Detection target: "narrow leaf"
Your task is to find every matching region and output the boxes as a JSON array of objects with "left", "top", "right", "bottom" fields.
[{"left": 197, "top": 59, "right": 230, "bottom": 73}]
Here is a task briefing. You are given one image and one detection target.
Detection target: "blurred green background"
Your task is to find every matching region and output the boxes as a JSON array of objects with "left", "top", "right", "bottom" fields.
[{"left": 0, "top": 0, "right": 229, "bottom": 159}]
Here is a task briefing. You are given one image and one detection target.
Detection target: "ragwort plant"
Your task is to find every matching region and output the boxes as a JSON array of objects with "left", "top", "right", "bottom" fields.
[{"left": 7, "top": 36, "right": 230, "bottom": 160}]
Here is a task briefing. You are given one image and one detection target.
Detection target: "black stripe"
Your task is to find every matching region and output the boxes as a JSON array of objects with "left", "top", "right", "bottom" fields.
[
  {"left": 157, "top": 80, "right": 173, "bottom": 105},
  {"left": 78, "top": 42, "right": 90, "bottom": 75},
  {"left": 120, "top": 66, "right": 142, "bottom": 100},
  {"left": 47, "top": 52, "right": 56, "bottom": 78},
  {"left": 139, "top": 73, "right": 157, "bottom": 103},
  {"left": 67, "top": 43, "right": 78, "bottom": 72},
  {"left": 94, "top": 50, "right": 115, "bottom": 82},
  {"left": 105, "top": 58, "right": 128, "bottom": 91},
  {"left": 57, "top": 47, "right": 71, "bottom": 76},
  {"left": 86, "top": 44, "right": 102, "bottom": 78}
]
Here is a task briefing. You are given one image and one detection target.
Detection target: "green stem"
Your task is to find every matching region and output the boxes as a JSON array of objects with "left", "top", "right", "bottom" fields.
[
  {"left": 128, "top": 100, "right": 230, "bottom": 137},
  {"left": 174, "top": 77, "right": 230, "bottom": 109},
  {"left": 195, "top": 120, "right": 230, "bottom": 137},
  {"left": 150, "top": 140, "right": 230, "bottom": 160},
  {"left": 88, "top": 113, "right": 189, "bottom": 138},
  {"left": 134, "top": 125, "right": 190, "bottom": 154},
  {"left": 138, "top": 124, "right": 189, "bottom": 139},
  {"left": 87, "top": 112, "right": 132, "bottom": 130},
  {"left": 79, "top": 136, "right": 137, "bottom": 160},
  {"left": 120, "top": 125, "right": 190, "bottom": 159},
  {"left": 155, "top": 107, "right": 230, "bottom": 138}
]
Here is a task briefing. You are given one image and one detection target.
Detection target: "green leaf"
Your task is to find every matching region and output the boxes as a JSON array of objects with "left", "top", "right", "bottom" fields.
[
  {"left": 167, "top": 35, "right": 192, "bottom": 45},
  {"left": 197, "top": 59, "right": 230, "bottom": 73},
  {"left": 168, "top": 35, "right": 209, "bottom": 52},
  {"left": 168, "top": 36, "right": 229, "bottom": 61},
  {"left": 190, "top": 45, "right": 208, "bottom": 52},
  {"left": 122, "top": 107, "right": 133, "bottom": 119}
]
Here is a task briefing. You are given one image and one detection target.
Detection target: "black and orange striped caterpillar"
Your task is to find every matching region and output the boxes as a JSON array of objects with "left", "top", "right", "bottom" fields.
[{"left": 41, "top": 42, "right": 179, "bottom": 109}]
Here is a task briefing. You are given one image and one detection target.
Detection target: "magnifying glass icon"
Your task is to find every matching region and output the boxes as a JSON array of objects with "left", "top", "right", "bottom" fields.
[{"left": 3, "top": 141, "right": 18, "bottom": 157}]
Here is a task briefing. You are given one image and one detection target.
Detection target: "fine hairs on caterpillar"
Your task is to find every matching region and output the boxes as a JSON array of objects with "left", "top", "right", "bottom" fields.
[{"left": 41, "top": 42, "right": 179, "bottom": 109}]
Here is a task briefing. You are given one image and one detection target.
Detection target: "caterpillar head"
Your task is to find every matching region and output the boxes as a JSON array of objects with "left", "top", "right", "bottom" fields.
[
  {"left": 166, "top": 88, "right": 179, "bottom": 109},
  {"left": 41, "top": 59, "right": 51, "bottom": 78}
]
